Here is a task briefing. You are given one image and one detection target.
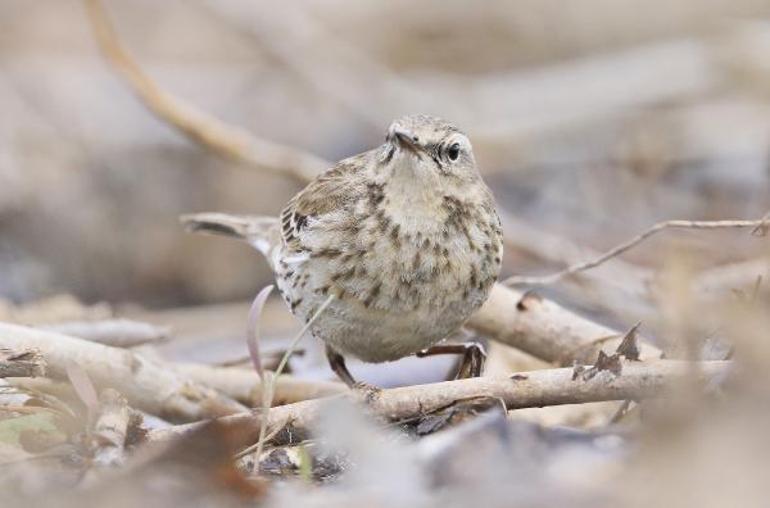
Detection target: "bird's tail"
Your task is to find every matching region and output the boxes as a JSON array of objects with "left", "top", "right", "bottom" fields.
[{"left": 180, "top": 212, "right": 280, "bottom": 258}]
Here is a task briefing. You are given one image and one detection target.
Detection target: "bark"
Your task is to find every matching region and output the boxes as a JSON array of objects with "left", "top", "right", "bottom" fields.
[
  {"left": 173, "top": 363, "right": 346, "bottom": 406},
  {"left": 467, "top": 284, "right": 662, "bottom": 364},
  {"left": 148, "top": 360, "right": 729, "bottom": 445},
  {"left": 0, "top": 322, "right": 246, "bottom": 422}
]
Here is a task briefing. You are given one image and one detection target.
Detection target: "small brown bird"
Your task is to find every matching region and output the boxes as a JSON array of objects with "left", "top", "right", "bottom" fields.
[{"left": 183, "top": 115, "right": 503, "bottom": 388}]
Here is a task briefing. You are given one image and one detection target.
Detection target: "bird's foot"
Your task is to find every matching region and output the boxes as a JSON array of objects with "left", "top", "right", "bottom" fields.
[
  {"left": 351, "top": 381, "right": 381, "bottom": 402},
  {"left": 417, "top": 341, "right": 487, "bottom": 380}
]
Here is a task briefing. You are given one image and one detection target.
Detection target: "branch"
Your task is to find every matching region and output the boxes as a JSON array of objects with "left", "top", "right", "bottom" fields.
[
  {"left": 466, "top": 284, "right": 661, "bottom": 365},
  {"left": 172, "top": 363, "right": 346, "bottom": 406},
  {"left": 148, "top": 360, "right": 730, "bottom": 445},
  {"left": 504, "top": 217, "right": 770, "bottom": 287},
  {"left": 40, "top": 319, "right": 169, "bottom": 348},
  {"left": 0, "top": 348, "right": 46, "bottom": 378},
  {"left": 82, "top": 0, "right": 327, "bottom": 183},
  {"left": 0, "top": 322, "right": 246, "bottom": 422}
]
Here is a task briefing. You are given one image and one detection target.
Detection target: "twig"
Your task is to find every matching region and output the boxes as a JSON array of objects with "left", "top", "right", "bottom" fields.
[
  {"left": 148, "top": 360, "right": 730, "bottom": 445},
  {"left": 0, "top": 348, "right": 45, "bottom": 378},
  {"left": 500, "top": 210, "right": 658, "bottom": 322},
  {"left": 40, "top": 319, "right": 169, "bottom": 348},
  {"left": 467, "top": 285, "right": 661, "bottom": 365},
  {"left": 246, "top": 286, "right": 274, "bottom": 380},
  {"left": 82, "top": 0, "right": 327, "bottom": 183},
  {"left": 0, "top": 322, "right": 247, "bottom": 422},
  {"left": 249, "top": 294, "right": 335, "bottom": 461},
  {"left": 172, "top": 363, "right": 345, "bottom": 406},
  {"left": 504, "top": 218, "right": 770, "bottom": 287}
]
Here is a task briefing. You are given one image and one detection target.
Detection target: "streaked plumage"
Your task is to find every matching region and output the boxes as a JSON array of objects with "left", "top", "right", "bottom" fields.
[{"left": 183, "top": 115, "right": 502, "bottom": 384}]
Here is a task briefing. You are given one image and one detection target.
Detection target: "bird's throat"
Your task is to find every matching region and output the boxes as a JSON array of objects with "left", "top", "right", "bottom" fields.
[{"left": 381, "top": 168, "right": 446, "bottom": 235}]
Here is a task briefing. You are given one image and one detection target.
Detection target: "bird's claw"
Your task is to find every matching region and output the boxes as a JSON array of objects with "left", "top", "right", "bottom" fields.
[{"left": 351, "top": 381, "right": 381, "bottom": 402}]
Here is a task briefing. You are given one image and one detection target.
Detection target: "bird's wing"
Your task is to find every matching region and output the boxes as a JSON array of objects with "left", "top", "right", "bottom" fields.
[{"left": 279, "top": 151, "right": 370, "bottom": 254}]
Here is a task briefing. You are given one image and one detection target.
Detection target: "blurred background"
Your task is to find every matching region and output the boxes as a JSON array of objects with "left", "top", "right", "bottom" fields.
[{"left": 2, "top": 0, "right": 769, "bottom": 311}]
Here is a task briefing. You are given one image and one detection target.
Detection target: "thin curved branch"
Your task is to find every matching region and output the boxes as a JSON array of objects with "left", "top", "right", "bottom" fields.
[
  {"left": 504, "top": 218, "right": 770, "bottom": 287},
  {"left": 0, "top": 322, "right": 247, "bottom": 423},
  {"left": 82, "top": 0, "right": 328, "bottom": 183}
]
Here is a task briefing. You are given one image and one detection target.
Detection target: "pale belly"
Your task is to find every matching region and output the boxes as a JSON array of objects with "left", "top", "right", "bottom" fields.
[
  {"left": 308, "top": 291, "right": 483, "bottom": 363},
  {"left": 272, "top": 196, "right": 503, "bottom": 363},
  {"left": 273, "top": 243, "right": 497, "bottom": 363}
]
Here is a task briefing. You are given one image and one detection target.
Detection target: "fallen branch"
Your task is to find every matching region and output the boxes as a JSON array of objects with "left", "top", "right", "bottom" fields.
[
  {"left": 0, "top": 322, "right": 246, "bottom": 422},
  {"left": 467, "top": 284, "right": 661, "bottom": 365},
  {"left": 173, "top": 363, "right": 346, "bottom": 406},
  {"left": 83, "top": 0, "right": 327, "bottom": 183},
  {"left": 0, "top": 348, "right": 45, "bottom": 378},
  {"left": 504, "top": 218, "right": 770, "bottom": 287},
  {"left": 40, "top": 319, "right": 169, "bottom": 348},
  {"left": 148, "top": 360, "right": 730, "bottom": 445}
]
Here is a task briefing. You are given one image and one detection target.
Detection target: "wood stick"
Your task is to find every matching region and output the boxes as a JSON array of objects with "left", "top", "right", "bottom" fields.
[
  {"left": 83, "top": 0, "right": 327, "bottom": 183},
  {"left": 173, "top": 363, "right": 346, "bottom": 406},
  {"left": 467, "top": 284, "right": 661, "bottom": 365},
  {"left": 148, "top": 360, "right": 729, "bottom": 444},
  {"left": 0, "top": 322, "right": 246, "bottom": 422},
  {"left": 40, "top": 319, "right": 169, "bottom": 348}
]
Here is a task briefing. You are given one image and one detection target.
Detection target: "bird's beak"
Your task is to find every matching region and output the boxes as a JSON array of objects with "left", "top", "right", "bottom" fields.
[{"left": 390, "top": 126, "right": 421, "bottom": 157}]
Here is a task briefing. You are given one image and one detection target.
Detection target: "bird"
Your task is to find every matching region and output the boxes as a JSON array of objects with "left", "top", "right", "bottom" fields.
[{"left": 182, "top": 114, "right": 503, "bottom": 388}]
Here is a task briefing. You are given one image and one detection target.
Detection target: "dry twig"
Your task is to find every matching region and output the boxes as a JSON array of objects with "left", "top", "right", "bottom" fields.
[
  {"left": 0, "top": 322, "right": 247, "bottom": 422},
  {"left": 149, "top": 360, "right": 730, "bottom": 445},
  {"left": 468, "top": 285, "right": 661, "bottom": 364},
  {"left": 83, "top": 0, "right": 327, "bottom": 183},
  {"left": 504, "top": 218, "right": 770, "bottom": 287},
  {"left": 41, "top": 319, "right": 169, "bottom": 348},
  {"left": 172, "top": 363, "right": 345, "bottom": 406},
  {"left": 250, "top": 293, "right": 335, "bottom": 461}
]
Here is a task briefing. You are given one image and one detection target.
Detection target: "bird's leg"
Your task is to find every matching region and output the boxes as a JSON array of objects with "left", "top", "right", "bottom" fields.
[
  {"left": 325, "top": 345, "right": 358, "bottom": 387},
  {"left": 325, "top": 345, "right": 380, "bottom": 399},
  {"left": 416, "top": 342, "right": 487, "bottom": 380}
]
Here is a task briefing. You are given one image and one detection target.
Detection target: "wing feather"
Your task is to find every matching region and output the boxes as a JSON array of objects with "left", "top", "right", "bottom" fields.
[{"left": 279, "top": 151, "right": 370, "bottom": 251}]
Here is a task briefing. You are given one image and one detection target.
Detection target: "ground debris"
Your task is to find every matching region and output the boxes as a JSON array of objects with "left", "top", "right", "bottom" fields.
[
  {"left": 616, "top": 322, "right": 642, "bottom": 361},
  {"left": 574, "top": 351, "right": 623, "bottom": 381},
  {"left": 399, "top": 397, "right": 505, "bottom": 437}
]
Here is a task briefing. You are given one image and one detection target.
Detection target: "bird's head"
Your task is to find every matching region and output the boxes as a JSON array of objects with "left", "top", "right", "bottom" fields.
[{"left": 378, "top": 114, "right": 478, "bottom": 184}]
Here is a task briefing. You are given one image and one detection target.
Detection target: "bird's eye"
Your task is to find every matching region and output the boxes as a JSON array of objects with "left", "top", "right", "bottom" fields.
[{"left": 447, "top": 143, "right": 461, "bottom": 161}]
